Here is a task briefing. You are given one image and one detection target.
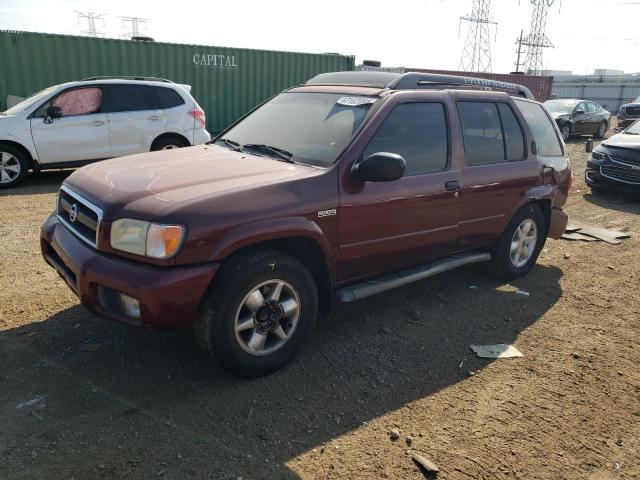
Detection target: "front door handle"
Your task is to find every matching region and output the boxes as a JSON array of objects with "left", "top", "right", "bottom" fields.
[
  {"left": 91, "top": 120, "right": 105, "bottom": 126},
  {"left": 445, "top": 180, "right": 461, "bottom": 191},
  {"left": 147, "top": 115, "right": 159, "bottom": 121}
]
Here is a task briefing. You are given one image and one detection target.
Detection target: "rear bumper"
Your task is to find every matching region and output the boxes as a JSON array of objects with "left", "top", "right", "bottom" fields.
[
  {"left": 193, "top": 128, "right": 211, "bottom": 145},
  {"left": 40, "top": 214, "right": 218, "bottom": 329},
  {"left": 548, "top": 208, "right": 568, "bottom": 239}
]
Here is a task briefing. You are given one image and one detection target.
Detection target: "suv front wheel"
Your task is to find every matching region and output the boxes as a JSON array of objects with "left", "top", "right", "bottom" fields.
[
  {"left": 488, "top": 204, "right": 546, "bottom": 280},
  {"left": 0, "top": 144, "right": 28, "bottom": 189},
  {"left": 194, "top": 250, "right": 318, "bottom": 378}
]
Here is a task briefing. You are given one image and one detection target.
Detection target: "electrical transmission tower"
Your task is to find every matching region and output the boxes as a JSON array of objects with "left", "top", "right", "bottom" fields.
[
  {"left": 120, "top": 16, "right": 148, "bottom": 39},
  {"left": 521, "top": 0, "right": 556, "bottom": 75},
  {"left": 459, "top": 0, "right": 497, "bottom": 73},
  {"left": 75, "top": 11, "right": 106, "bottom": 38}
]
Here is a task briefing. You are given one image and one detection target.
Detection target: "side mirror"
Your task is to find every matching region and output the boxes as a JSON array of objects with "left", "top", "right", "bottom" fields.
[
  {"left": 45, "top": 105, "right": 62, "bottom": 120},
  {"left": 574, "top": 109, "right": 585, "bottom": 116},
  {"left": 352, "top": 152, "right": 406, "bottom": 182}
]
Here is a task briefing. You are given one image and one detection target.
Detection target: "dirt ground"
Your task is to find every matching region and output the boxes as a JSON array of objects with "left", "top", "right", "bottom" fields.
[{"left": 1, "top": 134, "right": 638, "bottom": 480}]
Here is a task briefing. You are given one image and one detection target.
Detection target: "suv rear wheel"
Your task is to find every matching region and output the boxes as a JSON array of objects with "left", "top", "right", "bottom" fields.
[
  {"left": 151, "top": 136, "right": 188, "bottom": 151},
  {"left": 0, "top": 145, "right": 28, "bottom": 189},
  {"left": 194, "top": 250, "right": 318, "bottom": 378},
  {"left": 488, "top": 204, "right": 546, "bottom": 280}
]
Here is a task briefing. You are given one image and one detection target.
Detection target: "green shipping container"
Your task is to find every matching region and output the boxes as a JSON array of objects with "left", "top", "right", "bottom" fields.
[{"left": 0, "top": 30, "right": 355, "bottom": 133}]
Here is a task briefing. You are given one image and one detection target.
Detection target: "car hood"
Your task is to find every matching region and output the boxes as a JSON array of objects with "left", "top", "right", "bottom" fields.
[
  {"left": 65, "top": 144, "right": 322, "bottom": 219},
  {"left": 621, "top": 102, "right": 640, "bottom": 108},
  {"left": 602, "top": 132, "right": 640, "bottom": 149}
]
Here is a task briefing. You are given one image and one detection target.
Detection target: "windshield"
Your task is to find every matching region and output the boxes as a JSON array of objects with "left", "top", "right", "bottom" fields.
[
  {"left": 625, "top": 119, "right": 640, "bottom": 134},
  {"left": 544, "top": 100, "right": 579, "bottom": 115},
  {"left": 3, "top": 85, "right": 59, "bottom": 115},
  {"left": 218, "top": 92, "right": 377, "bottom": 167}
]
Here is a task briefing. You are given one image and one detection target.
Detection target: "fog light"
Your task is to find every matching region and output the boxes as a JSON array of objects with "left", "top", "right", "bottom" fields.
[{"left": 118, "top": 293, "right": 140, "bottom": 319}]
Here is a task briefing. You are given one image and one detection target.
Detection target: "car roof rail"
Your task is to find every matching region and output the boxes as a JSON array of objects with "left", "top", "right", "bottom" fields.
[
  {"left": 79, "top": 76, "right": 175, "bottom": 84},
  {"left": 306, "top": 71, "right": 535, "bottom": 100}
]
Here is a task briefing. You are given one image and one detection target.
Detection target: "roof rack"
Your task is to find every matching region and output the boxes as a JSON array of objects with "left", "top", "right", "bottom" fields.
[
  {"left": 306, "top": 71, "right": 535, "bottom": 99},
  {"left": 79, "top": 76, "right": 175, "bottom": 83}
]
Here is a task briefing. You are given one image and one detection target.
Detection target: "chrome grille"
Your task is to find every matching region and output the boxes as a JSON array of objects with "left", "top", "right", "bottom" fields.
[
  {"left": 600, "top": 165, "right": 640, "bottom": 185},
  {"left": 57, "top": 186, "right": 102, "bottom": 248}
]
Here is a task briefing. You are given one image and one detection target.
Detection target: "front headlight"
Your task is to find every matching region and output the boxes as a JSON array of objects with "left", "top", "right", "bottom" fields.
[
  {"left": 110, "top": 219, "right": 184, "bottom": 259},
  {"left": 590, "top": 150, "right": 607, "bottom": 161}
]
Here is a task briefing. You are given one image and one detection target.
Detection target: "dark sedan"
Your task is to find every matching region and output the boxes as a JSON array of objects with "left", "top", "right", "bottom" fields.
[
  {"left": 586, "top": 119, "right": 640, "bottom": 193},
  {"left": 618, "top": 96, "right": 640, "bottom": 129},
  {"left": 544, "top": 99, "right": 611, "bottom": 141}
]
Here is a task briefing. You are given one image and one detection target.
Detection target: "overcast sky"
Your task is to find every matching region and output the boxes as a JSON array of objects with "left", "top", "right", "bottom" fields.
[{"left": 1, "top": 0, "right": 638, "bottom": 75}]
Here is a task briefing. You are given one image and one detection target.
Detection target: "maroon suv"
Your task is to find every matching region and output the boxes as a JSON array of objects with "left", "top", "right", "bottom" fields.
[{"left": 41, "top": 71, "right": 570, "bottom": 377}]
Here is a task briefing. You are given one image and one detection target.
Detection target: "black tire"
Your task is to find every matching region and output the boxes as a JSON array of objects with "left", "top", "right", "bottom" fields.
[
  {"left": 151, "top": 136, "right": 188, "bottom": 151},
  {"left": 593, "top": 121, "right": 608, "bottom": 139},
  {"left": 194, "top": 250, "right": 318, "bottom": 378},
  {"left": 560, "top": 123, "right": 571, "bottom": 142},
  {"left": 488, "top": 204, "right": 546, "bottom": 281},
  {"left": 0, "top": 144, "right": 28, "bottom": 189}
]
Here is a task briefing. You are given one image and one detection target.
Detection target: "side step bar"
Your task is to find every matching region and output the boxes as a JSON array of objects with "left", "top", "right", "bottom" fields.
[{"left": 335, "top": 251, "right": 491, "bottom": 303}]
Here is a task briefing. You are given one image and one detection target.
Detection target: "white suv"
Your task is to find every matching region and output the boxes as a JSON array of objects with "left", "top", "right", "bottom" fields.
[{"left": 0, "top": 77, "right": 210, "bottom": 188}]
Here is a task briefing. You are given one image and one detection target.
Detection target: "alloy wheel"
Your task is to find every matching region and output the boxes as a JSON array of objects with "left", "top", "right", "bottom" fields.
[
  {"left": 510, "top": 219, "right": 538, "bottom": 268},
  {"left": 0, "top": 152, "right": 21, "bottom": 184},
  {"left": 234, "top": 279, "right": 301, "bottom": 356},
  {"left": 561, "top": 125, "right": 570, "bottom": 141}
]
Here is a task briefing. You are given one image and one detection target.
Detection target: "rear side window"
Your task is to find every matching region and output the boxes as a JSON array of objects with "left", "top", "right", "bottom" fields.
[
  {"left": 587, "top": 102, "right": 599, "bottom": 113},
  {"left": 107, "top": 84, "right": 155, "bottom": 112},
  {"left": 362, "top": 102, "right": 448, "bottom": 175},
  {"left": 498, "top": 104, "right": 525, "bottom": 161},
  {"left": 153, "top": 86, "right": 185, "bottom": 109},
  {"left": 514, "top": 99, "right": 563, "bottom": 156},
  {"left": 457, "top": 102, "right": 503, "bottom": 165}
]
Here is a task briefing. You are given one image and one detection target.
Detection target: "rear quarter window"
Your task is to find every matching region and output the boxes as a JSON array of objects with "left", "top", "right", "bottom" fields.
[
  {"left": 514, "top": 99, "right": 564, "bottom": 157},
  {"left": 153, "top": 87, "right": 185, "bottom": 109}
]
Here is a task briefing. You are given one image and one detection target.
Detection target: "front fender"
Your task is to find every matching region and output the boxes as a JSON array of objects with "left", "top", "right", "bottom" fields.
[{"left": 207, "top": 215, "right": 333, "bottom": 262}]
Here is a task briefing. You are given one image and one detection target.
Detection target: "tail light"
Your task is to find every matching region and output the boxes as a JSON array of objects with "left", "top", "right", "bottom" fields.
[{"left": 189, "top": 108, "right": 206, "bottom": 127}]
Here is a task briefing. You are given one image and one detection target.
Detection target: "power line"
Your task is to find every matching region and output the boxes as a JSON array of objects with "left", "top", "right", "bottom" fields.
[
  {"left": 75, "top": 11, "right": 106, "bottom": 38},
  {"left": 120, "top": 16, "right": 148, "bottom": 39},
  {"left": 521, "top": 0, "right": 556, "bottom": 75},
  {"left": 459, "top": 0, "right": 497, "bottom": 72}
]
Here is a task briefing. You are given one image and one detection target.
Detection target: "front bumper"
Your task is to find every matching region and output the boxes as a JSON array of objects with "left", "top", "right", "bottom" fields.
[
  {"left": 41, "top": 214, "right": 219, "bottom": 329},
  {"left": 617, "top": 117, "right": 638, "bottom": 129},
  {"left": 586, "top": 159, "right": 640, "bottom": 193}
]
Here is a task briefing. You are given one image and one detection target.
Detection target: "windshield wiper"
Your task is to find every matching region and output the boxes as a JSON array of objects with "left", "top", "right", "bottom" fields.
[
  {"left": 242, "top": 144, "right": 295, "bottom": 163},
  {"left": 215, "top": 137, "right": 242, "bottom": 151}
]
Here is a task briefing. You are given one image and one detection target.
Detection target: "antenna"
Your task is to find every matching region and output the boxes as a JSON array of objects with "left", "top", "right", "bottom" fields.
[
  {"left": 75, "top": 11, "right": 106, "bottom": 38},
  {"left": 521, "top": 0, "right": 556, "bottom": 75},
  {"left": 459, "top": 0, "right": 497, "bottom": 73},
  {"left": 120, "top": 16, "right": 148, "bottom": 39}
]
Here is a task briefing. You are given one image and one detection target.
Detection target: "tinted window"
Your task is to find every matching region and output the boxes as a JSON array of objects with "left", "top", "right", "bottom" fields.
[
  {"left": 514, "top": 99, "right": 563, "bottom": 156},
  {"left": 363, "top": 103, "right": 448, "bottom": 175},
  {"left": 498, "top": 103, "right": 525, "bottom": 161},
  {"left": 587, "top": 102, "right": 599, "bottom": 113},
  {"left": 107, "top": 84, "right": 155, "bottom": 112},
  {"left": 576, "top": 102, "right": 587, "bottom": 114},
  {"left": 153, "top": 86, "right": 185, "bottom": 109},
  {"left": 457, "top": 102, "right": 504, "bottom": 165}
]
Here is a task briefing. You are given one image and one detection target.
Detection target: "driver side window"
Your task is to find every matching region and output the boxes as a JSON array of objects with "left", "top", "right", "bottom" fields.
[
  {"left": 575, "top": 102, "right": 587, "bottom": 114},
  {"left": 36, "top": 87, "right": 103, "bottom": 118}
]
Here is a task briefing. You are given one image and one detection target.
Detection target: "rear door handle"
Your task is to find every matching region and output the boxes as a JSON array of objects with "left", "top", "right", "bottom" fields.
[
  {"left": 91, "top": 120, "right": 104, "bottom": 126},
  {"left": 445, "top": 180, "right": 461, "bottom": 191},
  {"left": 147, "top": 115, "right": 159, "bottom": 121}
]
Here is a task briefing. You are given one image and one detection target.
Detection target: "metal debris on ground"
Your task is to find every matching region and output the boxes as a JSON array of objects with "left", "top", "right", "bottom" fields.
[
  {"left": 412, "top": 453, "right": 440, "bottom": 474},
  {"left": 562, "top": 225, "right": 631, "bottom": 244},
  {"left": 516, "top": 290, "right": 530, "bottom": 296},
  {"left": 470, "top": 344, "right": 524, "bottom": 359}
]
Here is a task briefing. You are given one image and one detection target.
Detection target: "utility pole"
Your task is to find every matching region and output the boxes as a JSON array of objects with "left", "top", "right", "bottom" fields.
[
  {"left": 521, "top": 0, "right": 556, "bottom": 75},
  {"left": 459, "top": 0, "right": 497, "bottom": 73},
  {"left": 75, "top": 11, "right": 106, "bottom": 38},
  {"left": 514, "top": 29, "right": 524, "bottom": 73},
  {"left": 120, "top": 16, "right": 148, "bottom": 39}
]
